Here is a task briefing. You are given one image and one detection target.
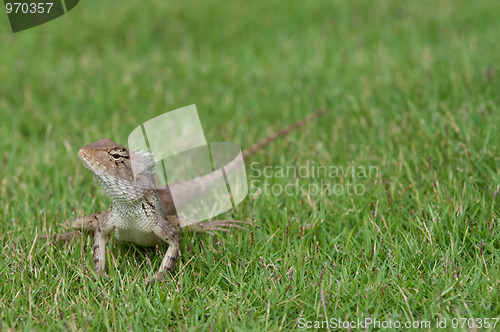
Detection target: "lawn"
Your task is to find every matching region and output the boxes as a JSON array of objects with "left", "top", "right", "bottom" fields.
[{"left": 1, "top": 0, "right": 499, "bottom": 330}]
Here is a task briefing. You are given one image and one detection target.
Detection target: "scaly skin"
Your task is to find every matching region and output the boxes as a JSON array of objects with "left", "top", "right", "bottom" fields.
[
  {"left": 72, "top": 107, "right": 326, "bottom": 283},
  {"left": 77, "top": 139, "right": 181, "bottom": 282}
]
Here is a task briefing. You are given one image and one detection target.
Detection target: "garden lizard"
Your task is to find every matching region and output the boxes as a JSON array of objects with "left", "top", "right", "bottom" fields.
[{"left": 71, "top": 108, "right": 326, "bottom": 283}]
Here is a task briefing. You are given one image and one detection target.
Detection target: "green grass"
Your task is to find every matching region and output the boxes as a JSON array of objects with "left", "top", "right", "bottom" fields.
[{"left": 1, "top": 0, "right": 500, "bottom": 330}]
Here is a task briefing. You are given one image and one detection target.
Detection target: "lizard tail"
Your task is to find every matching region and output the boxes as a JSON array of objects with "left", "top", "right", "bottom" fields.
[
  {"left": 242, "top": 107, "right": 327, "bottom": 159},
  {"left": 159, "top": 107, "right": 328, "bottom": 217}
]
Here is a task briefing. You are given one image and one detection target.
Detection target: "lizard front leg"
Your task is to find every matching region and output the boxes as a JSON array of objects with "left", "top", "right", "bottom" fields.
[
  {"left": 151, "top": 215, "right": 180, "bottom": 283},
  {"left": 93, "top": 214, "right": 115, "bottom": 276}
]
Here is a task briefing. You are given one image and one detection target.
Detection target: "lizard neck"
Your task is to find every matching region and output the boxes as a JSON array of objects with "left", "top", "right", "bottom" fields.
[{"left": 96, "top": 173, "right": 153, "bottom": 207}]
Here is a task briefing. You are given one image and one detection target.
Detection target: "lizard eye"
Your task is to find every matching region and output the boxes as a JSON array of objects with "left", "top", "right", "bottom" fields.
[{"left": 109, "top": 148, "right": 129, "bottom": 161}]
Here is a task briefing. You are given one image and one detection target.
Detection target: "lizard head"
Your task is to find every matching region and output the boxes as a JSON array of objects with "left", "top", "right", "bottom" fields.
[
  {"left": 79, "top": 139, "right": 158, "bottom": 202},
  {"left": 78, "top": 138, "right": 133, "bottom": 181}
]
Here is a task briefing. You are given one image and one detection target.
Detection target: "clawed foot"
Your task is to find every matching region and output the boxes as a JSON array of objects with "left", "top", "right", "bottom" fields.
[
  {"left": 187, "top": 219, "right": 252, "bottom": 233},
  {"left": 146, "top": 271, "right": 172, "bottom": 285},
  {"left": 35, "top": 230, "right": 82, "bottom": 242},
  {"left": 91, "top": 270, "right": 109, "bottom": 281}
]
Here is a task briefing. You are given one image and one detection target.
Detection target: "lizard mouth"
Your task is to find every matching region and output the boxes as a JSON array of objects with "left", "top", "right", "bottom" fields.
[
  {"left": 78, "top": 149, "right": 96, "bottom": 173},
  {"left": 78, "top": 148, "right": 119, "bottom": 180}
]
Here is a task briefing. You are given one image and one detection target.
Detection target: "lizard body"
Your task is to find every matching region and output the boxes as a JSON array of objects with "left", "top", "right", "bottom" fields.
[{"left": 72, "top": 108, "right": 326, "bottom": 282}]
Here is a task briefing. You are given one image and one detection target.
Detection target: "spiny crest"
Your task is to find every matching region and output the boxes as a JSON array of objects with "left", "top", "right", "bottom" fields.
[{"left": 130, "top": 148, "right": 159, "bottom": 187}]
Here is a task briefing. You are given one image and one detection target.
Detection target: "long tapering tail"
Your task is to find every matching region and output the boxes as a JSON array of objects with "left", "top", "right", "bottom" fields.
[
  {"left": 159, "top": 107, "right": 327, "bottom": 216},
  {"left": 242, "top": 107, "right": 327, "bottom": 159}
]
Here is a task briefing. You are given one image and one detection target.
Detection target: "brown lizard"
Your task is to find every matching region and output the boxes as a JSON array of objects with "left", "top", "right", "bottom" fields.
[{"left": 71, "top": 107, "right": 326, "bottom": 283}]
